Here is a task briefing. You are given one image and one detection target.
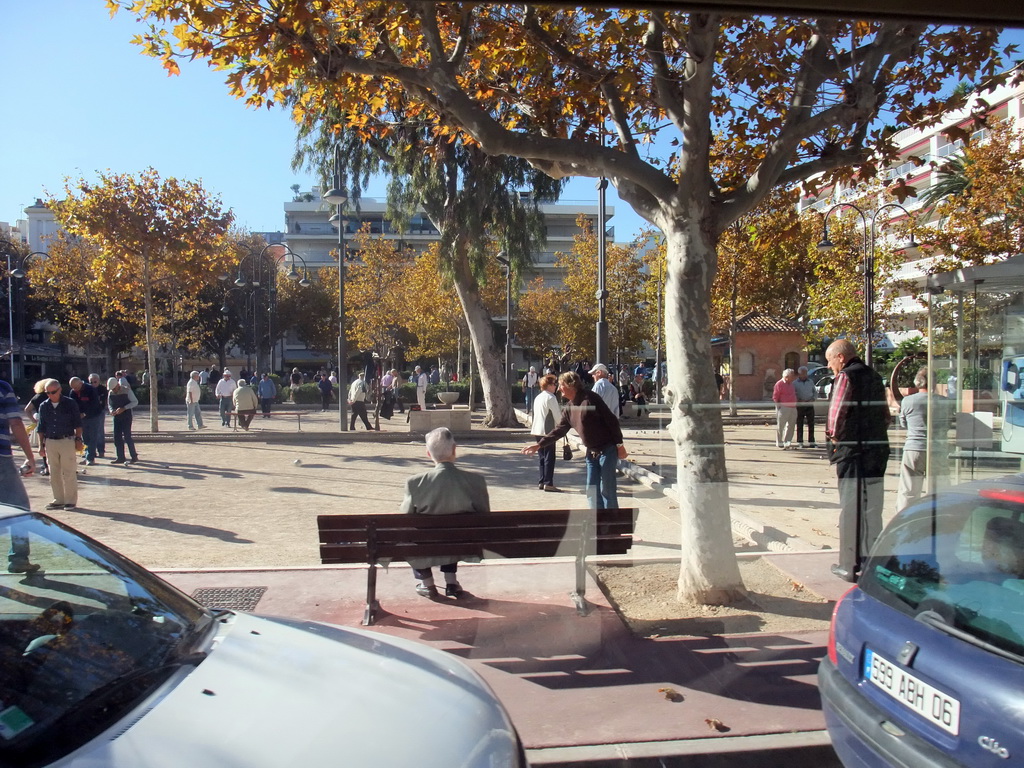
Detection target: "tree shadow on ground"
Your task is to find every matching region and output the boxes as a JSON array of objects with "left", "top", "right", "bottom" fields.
[
  {"left": 70, "top": 508, "right": 254, "bottom": 544},
  {"left": 368, "top": 598, "right": 823, "bottom": 710}
]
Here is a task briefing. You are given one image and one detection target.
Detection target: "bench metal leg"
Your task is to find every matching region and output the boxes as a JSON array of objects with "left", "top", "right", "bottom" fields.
[
  {"left": 362, "top": 563, "right": 380, "bottom": 626},
  {"left": 296, "top": 415, "right": 302, "bottom": 432},
  {"left": 570, "top": 588, "right": 591, "bottom": 617},
  {"left": 572, "top": 519, "right": 591, "bottom": 616}
]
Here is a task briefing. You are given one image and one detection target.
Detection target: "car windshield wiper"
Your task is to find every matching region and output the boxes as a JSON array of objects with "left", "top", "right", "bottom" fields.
[
  {"left": 178, "top": 607, "right": 234, "bottom": 656},
  {"left": 15, "top": 653, "right": 208, "bottom": 766},
  {"left": 916, "top": 610, "right": 1024, "bottom": 665}
]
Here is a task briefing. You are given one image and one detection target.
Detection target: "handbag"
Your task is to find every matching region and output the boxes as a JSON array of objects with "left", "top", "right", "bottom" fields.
[{"left": 562, "top": 439, "right": 574, "bottom": 461}]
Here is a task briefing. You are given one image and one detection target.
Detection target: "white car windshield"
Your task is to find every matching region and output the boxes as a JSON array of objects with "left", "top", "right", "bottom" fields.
[{"left": 0, "top": 513, "right": 212, "bottom": 766}]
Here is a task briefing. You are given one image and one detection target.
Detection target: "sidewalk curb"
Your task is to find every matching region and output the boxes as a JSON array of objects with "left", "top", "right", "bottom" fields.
[{"left": 526, "top": 729, "right": 834, "bottom": 766}]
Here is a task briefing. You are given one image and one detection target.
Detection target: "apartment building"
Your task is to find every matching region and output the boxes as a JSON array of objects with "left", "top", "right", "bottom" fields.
[
  {"left": 797, "top": 73, "right": 1024, "bottom": 344},
  {"left": 282, "top": 189, "right": 612, "bottom": 289},
  {"left": 278, "top": 190, "right": 615, "bottom": 369}
]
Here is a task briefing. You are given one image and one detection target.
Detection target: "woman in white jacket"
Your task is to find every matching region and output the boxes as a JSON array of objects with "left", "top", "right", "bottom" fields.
[{"left": 530, "top": 374, "right": 562, "bottom": 491}]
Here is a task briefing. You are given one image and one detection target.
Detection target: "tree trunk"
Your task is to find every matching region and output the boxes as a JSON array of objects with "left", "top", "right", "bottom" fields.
[
  {"left": 85, "top": 344, "right": 99, "bottom": 380},
  {"left": 662, "top": 222, "right": 745, "bottom": 605},
  {"left": 143, "top": 258, "right": 160, "bottom": 432},
  {"left": 450, "top": 255, "right": 517, "bottom": 427}
]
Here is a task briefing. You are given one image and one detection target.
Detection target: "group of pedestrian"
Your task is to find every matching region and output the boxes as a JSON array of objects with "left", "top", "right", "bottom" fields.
[
  {"left": 203, "top": 369, "right": 280, "bottom": 430},
  {"left": 10, "top": 371, "right": 141, "bottom": 514},
  {"left": 523, "top": 369, "right": 629, "bottom": 509},
  {"left": 404, "top": 364, "right": 632, "bottom": 600},
  {"left": 2, "top": 332, "right": 944, "bottom": 598},
  {"left": 773, "top": 366, "right": 819, "bottom": 449}
]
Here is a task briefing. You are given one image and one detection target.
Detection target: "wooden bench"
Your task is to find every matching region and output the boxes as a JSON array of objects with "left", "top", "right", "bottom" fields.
[
  {"left": 317, "top": 508, "right": 637, "bottom": 625},
  {"left": 228, "top": 410, "right": 306, "bottom": 431}
]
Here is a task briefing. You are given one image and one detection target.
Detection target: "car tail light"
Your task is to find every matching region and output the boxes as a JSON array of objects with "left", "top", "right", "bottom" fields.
[
  {"left": 827, "top": 585, "right": 859, "bottom": 665},
  {"left": 979, "top": 488, "right": 1024, "bottom": 505}
]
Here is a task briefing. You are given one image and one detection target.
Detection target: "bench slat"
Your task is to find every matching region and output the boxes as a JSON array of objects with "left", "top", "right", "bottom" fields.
[
  {"left": 321, "top": 536, "right": 632, "bottom": 563},
  {"left": 318, "top": 521, "right": 634, "bottom": 546},
  {"left": 316, "top": 508, "right": 635, "bottom": 533}
]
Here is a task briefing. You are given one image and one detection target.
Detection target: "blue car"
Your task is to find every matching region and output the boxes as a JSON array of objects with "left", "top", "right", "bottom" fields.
[{"left": 820, "top": 473, "right": 1024, "bottom": 767}]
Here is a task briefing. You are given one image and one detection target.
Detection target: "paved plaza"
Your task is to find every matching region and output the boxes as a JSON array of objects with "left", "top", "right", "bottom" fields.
[
  {"left": 15, "top": 404, "right": 912, "bottom": 765},
  {"left": 20, "top": 404, "right": 895, "bottom": 570}
]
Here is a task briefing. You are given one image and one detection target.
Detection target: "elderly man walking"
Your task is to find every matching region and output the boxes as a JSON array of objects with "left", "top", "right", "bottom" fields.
[
  {"left": 186, "top": 370, "right": 206, "bottom": 430},
  {"left": 232, "top": 378, "right": 259, "bottom": 430},
  {"left": 69, "top": 376, "right": 103, "bottom": 466},
  {"left": 215, "top": 369, "right": 237, "bottom": 427},
  {"left": 772, "top": 369, "right": 798, "bottom": 450},
  {"left": 348, "top": 372, "right": 374, "bottom": 430},
  {"left": 36, "top": 379, "right": 83, "bottom": 511},
  {"left": 793, "top": 366, "right": 817, "bottom": 449}
]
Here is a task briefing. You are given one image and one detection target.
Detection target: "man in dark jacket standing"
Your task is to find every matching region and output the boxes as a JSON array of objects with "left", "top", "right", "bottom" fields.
[
  {"left": 824, "top": 339, "right": 890, "bottom": 582},
  {"left": 69, "top": 376, "right": 103, "bottom": 466},
  {"left": 317, "top": 375, "right": 333, "bottom": 412},
  {"left": 522, "top": 370, "right": 629, "bottom": 509}
]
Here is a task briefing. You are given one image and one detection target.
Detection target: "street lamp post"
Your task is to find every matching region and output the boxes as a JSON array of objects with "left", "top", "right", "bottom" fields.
[
  {"left": 4, "top": 250, "right": 14, "bottom": 383},
  {"left": 323, "top": 147, "right": 349, "bottom": 432},
  {"left": 654, "top": 258, "right": 663, "bottom": 407},
  {"left": 596, "top": 178, "right": 609, "bottom": 364},
  {"left": 222, "top": 245, "right": 309, "bottom": 376},
  {"left": 222, "top": 243, "right": 290, "bottom": 377},
  {"left": 496, "top": 252, "right": 513, "bottom": 387},
  {"left": 1, "top": 240, "right": 47, "bottom": 384},
  {"left": 818, "top": 202, "right": 917, "bottom": 370}
]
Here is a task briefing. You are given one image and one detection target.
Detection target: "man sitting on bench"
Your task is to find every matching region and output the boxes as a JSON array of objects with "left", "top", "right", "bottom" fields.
[{"left": 400, "top": 427, "right": 490, "bottom": 599}]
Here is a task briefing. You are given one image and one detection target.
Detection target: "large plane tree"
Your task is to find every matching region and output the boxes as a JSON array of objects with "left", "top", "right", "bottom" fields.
[{"left": 113, "top": 0, "right": 1014, "bottom": 603}]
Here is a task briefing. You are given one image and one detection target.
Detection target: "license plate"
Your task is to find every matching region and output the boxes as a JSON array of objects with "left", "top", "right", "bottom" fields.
[{"left": 864, "top": 649, "right": 960, "bottom": 735}]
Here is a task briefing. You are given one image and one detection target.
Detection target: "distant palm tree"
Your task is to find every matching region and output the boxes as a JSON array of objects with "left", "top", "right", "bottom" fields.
[{"left": 919, "top": 154, "right": 972, "bottom": 209}]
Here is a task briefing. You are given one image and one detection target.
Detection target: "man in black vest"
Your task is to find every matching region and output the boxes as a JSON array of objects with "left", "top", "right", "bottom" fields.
[{"left": 824, "top": 339, "right": 891, "bottom": 582}]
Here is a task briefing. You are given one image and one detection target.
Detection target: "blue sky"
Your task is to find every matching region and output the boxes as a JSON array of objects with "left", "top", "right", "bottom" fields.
[
  {"left": 0, "top": 1, "right": 644, "bottom": 239},
  {"left": 2, "top": 4, "right": 1020, "bottom": 242}
]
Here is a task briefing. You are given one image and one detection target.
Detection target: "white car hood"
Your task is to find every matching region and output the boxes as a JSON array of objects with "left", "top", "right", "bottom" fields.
[{"left": 55, "top": 613, "right": 519, "bottom": 768}]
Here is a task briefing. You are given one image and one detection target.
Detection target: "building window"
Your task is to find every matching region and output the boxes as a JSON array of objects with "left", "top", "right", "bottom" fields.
[
  {"left": 784, "top": 351, "right": 800, "bottom": 370},
  {"left": 738, "top": 351, "right": 754, "bottom": 375}
]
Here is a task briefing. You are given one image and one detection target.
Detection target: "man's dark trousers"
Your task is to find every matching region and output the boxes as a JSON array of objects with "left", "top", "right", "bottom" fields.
[
  {"left": 796, "top": 404, "right": 816, "bottom": 445},
  {"left": 835, "top": 448, "right": 888, "bottom": 577}
]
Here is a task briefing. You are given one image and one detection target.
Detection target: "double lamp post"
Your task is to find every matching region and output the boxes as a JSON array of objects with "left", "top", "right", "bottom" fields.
[
  {"left": 323, "top": 144, "right": 349, "bottom": 432},
  {"left": 220, "top": 244, "right": 312, "bottom": 377},
  {"left": 818, "top": 201, "right": 916, "bottom": 370},
  {"left": 2, "top": 239, "right": 47, "bottom": 383}
]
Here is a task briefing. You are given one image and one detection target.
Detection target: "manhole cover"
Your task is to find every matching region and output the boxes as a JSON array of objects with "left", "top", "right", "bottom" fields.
[{"left": 191, "top": 586, "right": 267, "bottom": 612}]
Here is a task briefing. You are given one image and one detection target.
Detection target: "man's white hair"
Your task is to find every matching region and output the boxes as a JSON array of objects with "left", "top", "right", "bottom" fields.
[
  {"left": 783, "top": 368, "right": 796, "bottom": 378},
  {"left": 425, "top": 427, "right": 456, "bottom": 463}
]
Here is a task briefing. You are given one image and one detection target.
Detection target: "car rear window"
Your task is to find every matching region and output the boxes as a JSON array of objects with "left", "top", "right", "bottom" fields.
[{"left": 860, "top": 491, "right": 1024, "bottom": 659}]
